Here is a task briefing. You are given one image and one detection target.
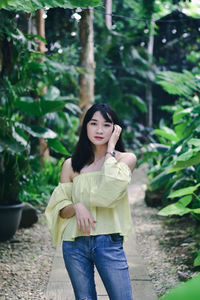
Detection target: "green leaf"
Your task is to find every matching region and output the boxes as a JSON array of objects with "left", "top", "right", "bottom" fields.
[
  {"left": 174, "top": 122, "right": 188, "bottom": 139},
  {"left": 191, "top": 208, "right": 200, "bottom": 214},
  {"left": 154, "top": 127, "right": 179, "bottom": 142},
  {"left": 65, "top": 103, "right": 82, "bottom": 114},
  {"left": 0, "top": 0, "right": 102, "bottom": 11},
  {"left": 12, "top": 127, "right": 28, "bottom": 147},
  {"left": 26, "top": 61, "right": 45, "bottom": 72},
  {"left": 44, "top": 86, "right": 60, "bottom": 100},
  {"left": 173, "top": 108, "right": 192, "bottom": 124},
  {"left": 168, "top": 184, "right": 200, "bottom": 198},
  {"left": 176, "top": 150, "right": 194, "bottom": 162},
  {"left": 148, "top": 143, "right": 170, "bottom": 154},
  {"left": 158, "top": 203, "right": 191, "bottom": 217},
  {"left": 149, "top": 170, "right": 173, "bottom": 191},
  {"left": 41, "top": 100, "right": 68, "bottom": 114},
  {"left": 161, "top": 105, "right": 181, "bottom": 113},
  {"left": 26, "top": 34, "right": 47, "bottom": 44},
  {"left": 196, "top": 125, "right": 200, "bottom": 133},
  {"left": 168, "top": 152, "right": 200, "bottom": 173},
  {"left": 178, "top": 195, "right": 193, "bottom": 207},
  {"left": 125, "top": 94, "right": 147, "bottom": 113},
  {"left": 0, "top": 0, "right": 8, "bottom": 8},
  {"left": 192, "top": 105, "right": 200, "bottom": 114},
  {"left": 15, "top": 100, "right": 42, "bottom": 117},
  {"left": 193, "top": 147, "right": 200, "bottom": 153},
  {"left": 0, "top": 136, "right": 25, "bottom": 154},
  {"left": 156, "top": 70, "right": 196, "bottom": 97},
  {"left": 47, "top": 138, "right": 70, "bottom": 155},
  {"left": 159, "top": 273, "right": 200, "bottom": 300},
  {"left": 196, "top": 165, "right": 200, "bottom": 182},
  {"left": 188, "top": 139, "right": 200, "bottom": 147},
  {"left": 194, "top": 251, "right": 200, "bottom": 267},
  {"left": 45, "top": 60, "right": 78, "bottom": 73},
  {"left": 23, "top": 125, "right": 57, "bottom": 139},
  {"left": 15, "top": 99, "right": 68, "bottom": 117}
]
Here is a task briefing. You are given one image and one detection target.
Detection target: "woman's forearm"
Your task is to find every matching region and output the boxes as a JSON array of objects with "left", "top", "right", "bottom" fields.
[{"left": 59, "top": 204, "right": 76, "bottom": 218}]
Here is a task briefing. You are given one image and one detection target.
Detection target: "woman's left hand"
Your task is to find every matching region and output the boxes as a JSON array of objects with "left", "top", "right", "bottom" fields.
[{"left": 107, "top": 124, "right": 122, "bottom": 150}]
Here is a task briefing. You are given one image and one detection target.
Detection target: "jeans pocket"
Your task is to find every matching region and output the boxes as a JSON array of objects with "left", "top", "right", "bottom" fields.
[{"left": 109, "top": 233, "right": 123, "bottom": 244}]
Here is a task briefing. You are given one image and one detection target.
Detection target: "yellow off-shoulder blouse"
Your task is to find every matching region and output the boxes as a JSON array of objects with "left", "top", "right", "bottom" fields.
[{"left": 45, "top": 157, "right": 133, "bottom": 246}]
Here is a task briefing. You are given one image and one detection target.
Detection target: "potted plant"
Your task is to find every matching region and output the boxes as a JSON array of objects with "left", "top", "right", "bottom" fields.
[{"left": 0, "top": 115, "right": 31, "bottom": 241}]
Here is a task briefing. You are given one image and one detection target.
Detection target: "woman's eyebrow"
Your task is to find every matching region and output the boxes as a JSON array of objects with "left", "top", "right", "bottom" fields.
[{"left": 90, "top": 118, "right": 112, "bottom": 123}]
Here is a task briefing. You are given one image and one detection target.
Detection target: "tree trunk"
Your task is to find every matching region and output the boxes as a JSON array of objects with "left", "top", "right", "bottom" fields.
[
  {"left": 79, "top": 8, "right": 95, "bottom": 123},
  {"left": 36, "top": 9, "right": 50, "bottom": 165},
  {"left": 146, "top": 18, "right": 154, "bottom": 128},
  {"left": 105, "top": 0, "right": 112, "bottom": 30},
  {"left": 36, "top": 9, "right": 46, "bottom": 53},
  {"left": 26, "top": 13, "right": 32, "bottom": 50}
]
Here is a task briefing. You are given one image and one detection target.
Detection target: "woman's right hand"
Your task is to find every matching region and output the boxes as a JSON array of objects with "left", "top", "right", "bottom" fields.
[{"left": 73, "top": 202, "right": 96, "bottom": 235}]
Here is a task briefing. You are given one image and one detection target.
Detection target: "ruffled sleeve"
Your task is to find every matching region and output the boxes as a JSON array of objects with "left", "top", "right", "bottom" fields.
[
  {"left": 90, "top": 157, "right": 131, "bottom": 208},
  {"left": 45, "top": 182, "right": 73, "bottom": 246}
]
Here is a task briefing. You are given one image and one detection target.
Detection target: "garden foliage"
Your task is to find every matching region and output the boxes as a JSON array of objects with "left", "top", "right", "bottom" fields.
[
  {"left": 143, "top": 61, "right": 200, "bottom": 265},
  {"left": 159, "top": 273, "right": 200, "bottom": 300},
  {"left": 0, "top": 0, "right": 101, "bottom": 12},
  {"left": 0, "top": 10, "right": 80, "bottom": 204}
]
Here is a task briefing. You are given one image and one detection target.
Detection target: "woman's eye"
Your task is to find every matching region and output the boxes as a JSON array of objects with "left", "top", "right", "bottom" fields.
[
  {"left": 105, "top": 124, "right": 111, "bottom": 127},
  {"left": 90, "top": 122, "right": 96, "bottom": 125}
]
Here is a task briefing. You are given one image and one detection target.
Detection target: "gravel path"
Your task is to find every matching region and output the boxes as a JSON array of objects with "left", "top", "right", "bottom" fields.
[
  {"left": 0, "top": 214, "right": 55, "bottom": 300},
  {"left": 131, "top": 164, "right": 199, "bottom": 297},
  {"left": 0, "top": 164, "right": 199, "bottom": 299}
]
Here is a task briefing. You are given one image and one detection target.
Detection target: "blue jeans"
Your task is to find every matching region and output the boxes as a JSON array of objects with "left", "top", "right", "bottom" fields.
[{"left": 62, "top": 234, "right": 133, "bottom": 300}]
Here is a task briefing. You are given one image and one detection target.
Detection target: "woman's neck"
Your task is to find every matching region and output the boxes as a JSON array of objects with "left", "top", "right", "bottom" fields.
[{"left": 93, "top": 145, "right": 108, "bottom": 159}]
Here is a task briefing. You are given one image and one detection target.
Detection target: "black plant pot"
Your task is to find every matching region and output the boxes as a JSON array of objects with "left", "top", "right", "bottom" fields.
[{"left": 0, "top": 203, "right": 24, "bottom": 242}]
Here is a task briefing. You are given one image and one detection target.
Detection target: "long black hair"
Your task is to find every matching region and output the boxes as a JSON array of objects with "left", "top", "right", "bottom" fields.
[{"left": 71, "top": 103, "right": 125, "bottom": 173}]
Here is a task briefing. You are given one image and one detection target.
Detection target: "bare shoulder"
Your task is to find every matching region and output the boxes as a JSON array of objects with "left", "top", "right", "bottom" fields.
[
  {"left": 117, "top": 152, "right": 137, "bottom": 172},
  {"left": 60, "top": 158, "right": 75, "bottom": 183}
]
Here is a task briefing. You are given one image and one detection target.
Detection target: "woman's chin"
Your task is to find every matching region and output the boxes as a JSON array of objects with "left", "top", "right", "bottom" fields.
[{"left": 92, "top": 140, "right": 108, "bottom": 146}]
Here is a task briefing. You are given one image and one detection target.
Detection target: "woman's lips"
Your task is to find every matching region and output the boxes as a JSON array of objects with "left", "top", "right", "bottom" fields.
[{"left": 94, "top": 136, "right": 104, "bottom": 140}]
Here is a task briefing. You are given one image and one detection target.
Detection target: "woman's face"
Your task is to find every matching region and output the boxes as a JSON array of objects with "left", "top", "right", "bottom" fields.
[{"left": 87, "top": 111, "right": 114, "bottom": 146}]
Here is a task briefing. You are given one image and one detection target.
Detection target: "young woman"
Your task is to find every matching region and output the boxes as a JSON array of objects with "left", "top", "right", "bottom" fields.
[{"left": 45, "top": 103, "right": 136, "bottom": 300}]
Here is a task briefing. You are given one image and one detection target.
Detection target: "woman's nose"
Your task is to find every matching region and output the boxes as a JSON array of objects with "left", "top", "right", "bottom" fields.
[{"left": 96, "top": 126, "right": 103, "bottom": 133}]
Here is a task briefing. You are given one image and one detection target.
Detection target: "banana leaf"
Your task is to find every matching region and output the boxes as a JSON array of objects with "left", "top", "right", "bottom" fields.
[{"left": 0, "top": 0, "right": 101, "bottom": 11}]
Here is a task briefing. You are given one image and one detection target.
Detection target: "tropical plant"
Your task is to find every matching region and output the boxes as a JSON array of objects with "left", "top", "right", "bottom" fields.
[
  {"left": 159, "top": 273, "right": 200, "bottom": 300},
  {"left": 142, "top": 66, "right": 200, "bottom": 266},
  {"left": 148, "top": 70, "right": 200, "bottom": 205},
  {"left": 0, "top": 11, "right": 80, "bottom": 206},
  {"left": 0, "top": 115, "right": 31, "bottom": 205},
  {"left": 19, "top": 157, "right": 64, "bottom": 207},
  {"left": 0, "top": 0, "right": 101, "bottom": 11}
]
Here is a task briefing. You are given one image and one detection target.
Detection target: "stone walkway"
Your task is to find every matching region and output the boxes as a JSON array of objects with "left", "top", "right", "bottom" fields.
[{"left": 46, "top": 165, "right": 158, "bottom": 300}]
